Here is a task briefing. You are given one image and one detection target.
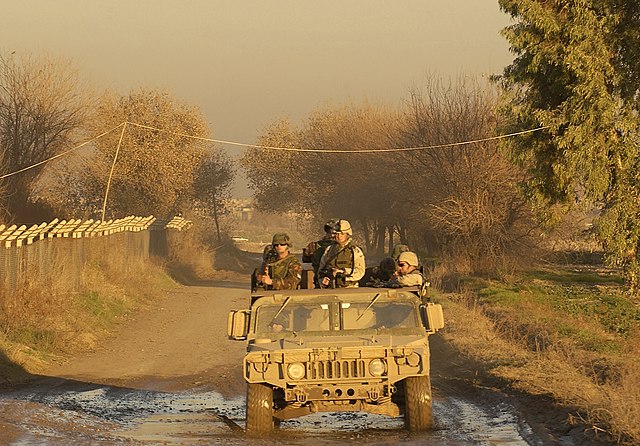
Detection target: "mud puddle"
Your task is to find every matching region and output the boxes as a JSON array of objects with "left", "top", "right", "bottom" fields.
[{"left": 0, "top": 379, "right": 543, "bottom": 445}]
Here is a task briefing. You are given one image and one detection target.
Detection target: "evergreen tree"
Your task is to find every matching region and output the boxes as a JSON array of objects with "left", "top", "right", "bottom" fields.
[{"left": 497, "top": 0, "right": 640, "bottom": 291}]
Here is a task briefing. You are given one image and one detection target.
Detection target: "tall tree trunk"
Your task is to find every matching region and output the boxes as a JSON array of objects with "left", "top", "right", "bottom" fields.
[
  {"left": 376, "top": 222, "right": 386, "bottom": 257},
  {"left": 362, "top": 217, "right": 371, "bottom": 253},
  {"left": 212, "top": 192, "right": 222, "bottom": 242},
  {"left": 387, "top": 225, "right": 395, "bottom": 255}
]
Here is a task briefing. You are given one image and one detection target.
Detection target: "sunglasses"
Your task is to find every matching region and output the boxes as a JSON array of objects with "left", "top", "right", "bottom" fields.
[
  {"left": 273, "top": 243, "right": 288, "bottom": 247},
  {"left": 398, "top": 262, "right": 409, "bottom": 267}
]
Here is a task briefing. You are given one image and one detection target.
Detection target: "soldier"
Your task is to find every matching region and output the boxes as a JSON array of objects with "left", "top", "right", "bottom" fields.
[
  {"left": 318, "top": 219, "right": 365, "bottom": 288},
  {"left": 255, "top": 233, "right": 302, "bottom": 290},
  {"left": 358, "top": 243, "right": 410, "bottom": 287},
  {"left": 360, "top": 257, "right": 397, "bottom": 287},
  {"left": 391, "top": 244, "right": 411, "bottom": 264},
  {"left": 387, "top": 251, "right": 426, "bottom": 287},
  {"left": 302, "top": 219, "right": 337, "bottom": 287}
]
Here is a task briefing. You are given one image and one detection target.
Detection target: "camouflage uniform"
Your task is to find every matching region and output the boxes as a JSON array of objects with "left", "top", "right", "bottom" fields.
[
  {"left": 303, "top": 219, "right": 337, "bottom": 272},
  {"left": 260, "top": 253, "right": 302, "bottom": 290},
  {"left": 388, "top": 251, "right": 423, "bottom": 287},
  {"left": 393, "top": 269, "right": 425, "bottom": 287},
  {"left": 386, "top": 251, "right": 429, "bottom": 301}
]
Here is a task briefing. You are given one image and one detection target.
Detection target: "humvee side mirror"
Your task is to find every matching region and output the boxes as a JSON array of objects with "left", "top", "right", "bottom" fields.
[
  {"left": 420, "top": 303, "right": 444, "bottom": 332},
  {"left": 228, "top": 310, "right": 249, "bottom": 340}
]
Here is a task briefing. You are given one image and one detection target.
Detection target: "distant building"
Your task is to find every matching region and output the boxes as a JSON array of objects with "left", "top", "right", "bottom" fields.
[{"left": 241, "top": 206, "right": 254, "bottom": 222}]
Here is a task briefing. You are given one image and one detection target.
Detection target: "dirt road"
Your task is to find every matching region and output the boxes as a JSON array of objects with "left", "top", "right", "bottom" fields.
[
  {"left": 45, "top": 281, "right": 249, "bottom": 395},
  {"left": 0, "top": 281, "right": 609, "bottom": 445}
]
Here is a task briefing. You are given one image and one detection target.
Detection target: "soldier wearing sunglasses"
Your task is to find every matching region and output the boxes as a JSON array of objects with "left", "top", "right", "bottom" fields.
[
  {"left": 255, "top": 233, "right": 302, "bottom": 290},
  {"left": 388, "top": 251, "right": 425, "bottom": 287}
]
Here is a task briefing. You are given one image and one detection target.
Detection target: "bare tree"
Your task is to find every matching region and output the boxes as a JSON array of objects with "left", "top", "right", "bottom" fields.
[
  {"left": 0, "top": 52, "right": 90, "bottom": 223},
  {"left": 243, "top": 82, "right": 540, "bottom": 275},
  {"left": 0, "top": 148, "right": 8, "bottom": 222},
  {"left": 395, "top": 76, "right": 540, "bottom": 275}
]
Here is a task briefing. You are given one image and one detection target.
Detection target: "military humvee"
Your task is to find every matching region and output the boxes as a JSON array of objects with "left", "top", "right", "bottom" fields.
[{"left": 227, "top": 286, "right": 444, "bottom": 434}]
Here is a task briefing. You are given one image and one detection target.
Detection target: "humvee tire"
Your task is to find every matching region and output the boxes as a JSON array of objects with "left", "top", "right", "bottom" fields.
[
  {"left": 404, "top": 375, "right": 434, "bottom": 431},
  {"left": 246, "top": 382, "right": 274, "bottom": 434}
]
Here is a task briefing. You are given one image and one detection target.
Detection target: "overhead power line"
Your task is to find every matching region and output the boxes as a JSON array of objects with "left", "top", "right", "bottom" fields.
[
  {"left": 0, "top": 123, "right": 125, "bottom": 179},
  {"left": 0, "top": 121, "right": 549, "bottom": 179},
  {"left": 127, "top": 121, "right": 549, "bottom": 153}
]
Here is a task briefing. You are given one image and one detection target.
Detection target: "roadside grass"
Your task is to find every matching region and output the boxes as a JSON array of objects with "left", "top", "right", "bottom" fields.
[
  {"left": 0, "top": 257, "right": 176, "bottom": 379},
  {"left": 163, "top": 223, "right": 254, "bottom": 282},
  {"left": 439, "top": 266, "right": 640, "bottom": 444}
]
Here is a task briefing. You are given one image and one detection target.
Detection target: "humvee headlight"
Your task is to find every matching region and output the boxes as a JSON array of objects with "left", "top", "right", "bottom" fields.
[
  {"left": 287, "top": 362, "right": 306, "bottom": 380},
  {"left": 368, "top": 359, "right": 386, "bottom": 377},
  {"left": 407, "top": 352, "right": 421, "bottom": 367}
]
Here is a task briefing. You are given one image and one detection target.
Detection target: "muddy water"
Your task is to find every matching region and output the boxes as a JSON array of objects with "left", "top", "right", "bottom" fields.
[{"left": 1, "top": 379, "right": 543, "bottom": 445}]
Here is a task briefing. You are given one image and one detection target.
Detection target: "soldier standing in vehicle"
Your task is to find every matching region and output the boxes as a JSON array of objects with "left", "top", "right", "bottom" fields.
[
  {"left": 302, "top": 219, "right": 337, "bottom": 287},
  {"left": 318, "top": 219, "right": 365, "bottom": 288},
  {"left": 255, "top": 233, "right": 302, "bottom": 290}
]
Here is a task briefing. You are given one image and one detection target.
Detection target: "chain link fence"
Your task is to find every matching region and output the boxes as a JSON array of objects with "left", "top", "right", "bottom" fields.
[{"left": 0, "top": 215, "right": 191, "bottom": 297}]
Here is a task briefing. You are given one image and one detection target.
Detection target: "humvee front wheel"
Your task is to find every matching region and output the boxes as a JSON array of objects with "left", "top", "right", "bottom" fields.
[
  {"left": 404, "top": 375, "right": 434, "bottom": 431},
  {"left": 246, "top": 383, "right": 274, "bottom": 434}
]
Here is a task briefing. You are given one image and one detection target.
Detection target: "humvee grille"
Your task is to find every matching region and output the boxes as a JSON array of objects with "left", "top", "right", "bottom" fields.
[{"left": 307, "top": 359, "right": 369, "bottom": 380}]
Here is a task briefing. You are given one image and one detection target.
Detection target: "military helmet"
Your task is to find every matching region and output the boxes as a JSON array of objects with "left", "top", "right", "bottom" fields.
[
  {"left": 272, "top": 232, "right": 291, "bottom": 247},
  {"left": 398, "top": 251, "right": 419, "bottom": 267},
  {"left": 379, "top": 257, "right": 396, "bottom": 273},
  {"left": 391, "top": 244, "right": 410, "bottom": 260},
  {"left": 324, "top": 218, "right": 338, "bottom": 233},
  {"left": 333, "top": 219, "right": 353, "bottom": 236}
]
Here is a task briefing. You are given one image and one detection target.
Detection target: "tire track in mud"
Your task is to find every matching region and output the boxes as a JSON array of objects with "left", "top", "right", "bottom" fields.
[{"left": 0, "top": 377, "right": 539, "bottom": 445}]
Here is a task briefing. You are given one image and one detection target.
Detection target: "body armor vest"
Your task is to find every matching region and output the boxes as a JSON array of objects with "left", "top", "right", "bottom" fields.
[{"left": 325, "top": 244, "right": 356, "bottom": 274}]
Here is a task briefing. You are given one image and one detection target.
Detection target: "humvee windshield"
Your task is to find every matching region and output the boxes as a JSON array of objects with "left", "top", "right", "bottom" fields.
[{"left": 255, "top": 297, "right": 420, "bottom": 334}]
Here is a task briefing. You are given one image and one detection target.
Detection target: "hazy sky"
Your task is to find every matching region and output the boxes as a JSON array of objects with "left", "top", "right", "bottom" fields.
[{"left": 2, "top": 1, "right": 513, "bottom": 195}]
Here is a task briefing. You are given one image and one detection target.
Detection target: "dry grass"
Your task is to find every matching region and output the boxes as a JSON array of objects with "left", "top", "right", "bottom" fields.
[
  {"left": 163, "top": 224, "right": 257, "bottom": 284},
  {"left": 0, "top": 250, "right": 176, "bottom": 378},
  {"left": 439, "top": 271, "right": 640, "bottom": 445},
  {"left": 166, "top": 230, "right": 218, "bottom": 280}
]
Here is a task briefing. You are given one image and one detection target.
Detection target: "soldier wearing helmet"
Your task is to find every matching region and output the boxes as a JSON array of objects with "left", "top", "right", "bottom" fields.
[
  {"left": 391, "top": 244, "right": 411, "bottom": 264},
  {"left": 302, "top": 219, "right": 337, "bottom": 285},
  {"left": 318, "top": 219, "right": 365, "bottom": 288},
  {"left": 388, "top": 251, "right": 425, "bottom": 287},
  {"left": 360, "top": 256, "right": 397, "bottom": 287},
  {"left": 255, "top": 233, "right": 302, "bottom": 290}
]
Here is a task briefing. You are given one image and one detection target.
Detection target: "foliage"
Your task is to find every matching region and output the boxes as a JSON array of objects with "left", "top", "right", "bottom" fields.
[
  {"left": 241, "top": 105, "right": 402, "bottom": 256},
  {"left": 242, "top": 81, "right": 542, "bottom": 274},
  {"left": 452, "top": 266, "right": 640, "bottom": 443},
  {"left": 79, "top": 290, "right": 130, "bottom": 324},
  {"left": 241, "top": 118, "right": 309, "bottom": 214},
  {"left": 478, "top": 268, "right": 639, "bottom": 340},
  {"left": 496, "top": 0, "right": 640, "bottom": 292},
  {"left": 0, "top": 52, "right": 91, "bottom": 223},
  {"left": 85, "top": 89, "right": 210, "bottom": 219}
]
